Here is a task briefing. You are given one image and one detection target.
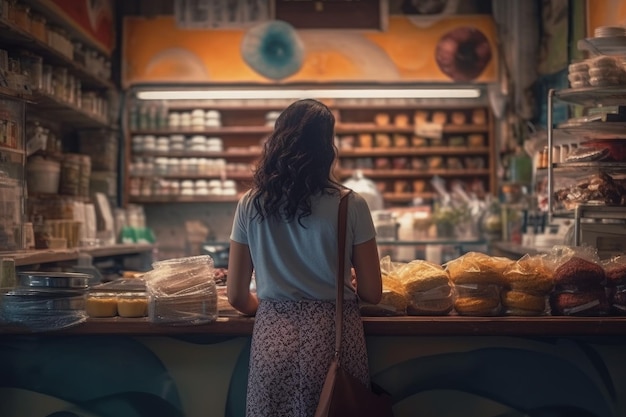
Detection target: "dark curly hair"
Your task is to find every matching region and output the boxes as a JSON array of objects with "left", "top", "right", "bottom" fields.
[{"left": 251, "top": 99, "right": 342, "bottom": 225}]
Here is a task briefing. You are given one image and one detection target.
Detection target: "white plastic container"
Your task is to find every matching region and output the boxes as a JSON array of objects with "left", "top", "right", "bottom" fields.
[{"left": 26, "top": 157, "right": 61, "bottom": 194}]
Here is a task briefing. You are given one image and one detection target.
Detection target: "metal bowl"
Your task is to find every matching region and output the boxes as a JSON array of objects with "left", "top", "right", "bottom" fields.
[{"left": 17, "top": 271, "right": 92, "bottom": 290}]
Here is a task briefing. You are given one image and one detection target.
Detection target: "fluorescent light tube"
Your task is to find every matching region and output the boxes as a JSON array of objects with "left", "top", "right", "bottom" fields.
[{"left": 136, "top": 88, "right": 481, "bottom": 100}]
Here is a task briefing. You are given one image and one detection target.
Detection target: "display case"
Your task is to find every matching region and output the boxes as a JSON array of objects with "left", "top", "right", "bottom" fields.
[
  {"left": 123, "top": 86, "right": 496, "bottom": 207},
  {"left": 546, "top": 86, "right": 626, "bottom": 257}
]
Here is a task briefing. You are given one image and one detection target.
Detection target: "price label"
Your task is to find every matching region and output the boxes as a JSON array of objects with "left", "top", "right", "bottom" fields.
[{"left": 414, "top": 122, "right": 443, "bottom": 140}]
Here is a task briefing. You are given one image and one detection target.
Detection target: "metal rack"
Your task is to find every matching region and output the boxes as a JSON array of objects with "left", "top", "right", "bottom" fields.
[{"left": 547, "top": 87, "right": 626, "bottom": 255}]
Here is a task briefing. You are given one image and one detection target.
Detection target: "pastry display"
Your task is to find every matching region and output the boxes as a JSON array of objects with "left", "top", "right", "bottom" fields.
[
  {"left": 375, "top": 133, "right": 392, "bottom": 148},
  {"left": 374, "top": 113, "right": 391, "bottom": 126},
  {"left": 394, "top": 114, "right": 409, "bottom": 127},
  {"left": 358, "top": 133, "right": 373, "bottom": 148},
  {"left": 553, "top": 172, "right": 626, "bottom": 210},
  {"left": 413, "top": 111, "right": 429, "bottom": 125},
  {"left": 431, "top": 111, "right": 447, "bottom": 124},
  {"left": 451, "top": 111, "right": 466, "bottom": 125},
  {"left": 411, "top": 136, "right": 428, "bottom": 147},
  {"left": 393, "top": 134, "right": 409, "bottom": 148},
  {"left": 472, "top": 109, "right": 487, "bottom": 125}
]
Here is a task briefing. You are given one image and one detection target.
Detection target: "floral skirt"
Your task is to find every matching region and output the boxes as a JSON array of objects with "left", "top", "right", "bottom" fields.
[{"left": 246, "top": 299, "right": 370, "bottom": 417}]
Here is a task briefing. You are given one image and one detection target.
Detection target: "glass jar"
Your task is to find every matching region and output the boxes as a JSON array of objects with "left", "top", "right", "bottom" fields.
[
  {"left": 85, "top": 292, "right": 118, "bottom": 317},
  {"left": 117, "top": 292, "right": 149, "bottom": 318}
]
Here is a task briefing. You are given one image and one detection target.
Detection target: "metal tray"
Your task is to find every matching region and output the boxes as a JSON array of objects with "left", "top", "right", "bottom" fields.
[{"left": 17, "top": 271, "right": 92, "bottom": 289}]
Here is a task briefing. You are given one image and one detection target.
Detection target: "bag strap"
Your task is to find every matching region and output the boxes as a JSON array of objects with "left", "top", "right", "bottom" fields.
[{"left": 334, "top": 188, "right": 352, "bottom": 360}]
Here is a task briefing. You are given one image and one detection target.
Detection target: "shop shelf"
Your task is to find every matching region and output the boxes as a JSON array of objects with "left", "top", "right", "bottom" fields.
[
  {"left": 0, "top": 18, "right": 115, "bottom": 90},
  {"left": 339, "top": 147, "right": 490, "bottom": 157},
  {"left": 129, "top": 126, "right": 273, "bottom": 135},
  {"left": 132, "top": 150, "right": 262, "bottom": 158},
  {"left": 27, "top": 92, "right": 111, "bottom": 129},
  {"left": 338, "top": 168, "right": 490, "bottom": 179},
  {"left": 130, "top": 173, "right": 253, "bottom": 180},
  {"left": 334, "top": 124, "right": 489, "bottom": 134},
  {"left": 554, "top": 86, "right": 626, "bottom": 107},
  {"left": 5, "top": 243, "right": 155, "bottom": 267}
]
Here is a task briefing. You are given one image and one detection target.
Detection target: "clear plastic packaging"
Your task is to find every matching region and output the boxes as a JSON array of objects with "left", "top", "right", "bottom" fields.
[
  {"left": 453, "top": 283, "right": 502, "bottom": 316},
  {"left": 360, "top": 256, "right": 407, "bottom": 316},
  {"left": 0, "top": 288, "right": 87, "bottom": 331},
  {"left": 144, "top": 255, "right": 217, "bottom": 324},
  {"left": 395, "top": 259, "right": 454, "bottom": 316}
]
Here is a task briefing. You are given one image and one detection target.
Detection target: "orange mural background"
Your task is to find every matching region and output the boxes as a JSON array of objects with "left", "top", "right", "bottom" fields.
[
  {"left": 122, "top": 15, "right": 498, "bottom": 87},
  {"left": 41, "top": 0, "right": 115, "bottom": 54},
  {"left": 586, "top": 0, "right": 626, "bottom": 36}
]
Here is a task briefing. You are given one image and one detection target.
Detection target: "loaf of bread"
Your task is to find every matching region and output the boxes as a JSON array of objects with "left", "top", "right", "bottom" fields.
[
  {"left": 374, "top": 113, "right": 390, "bottom": 126},
  {"left": 451, "top": 111, "right": 466, "bottom": 125},
  {"left": 397, "top": 260, "right": 450, "bottom": 293},
  {"left": 360, "top": 273, "right": 407, "bottom": 316},
  {"left": 503, "top": 254, "right": 554, "bottom": 294},
  {"left": 605, "top": 258, "right": 626, "bottom": 286},
  {"left": 394, "top": 114, "right": 409, "bottom": 127},
  {"left": 446, "top": 252, "right": 512, "bottom": 286},
  {"left": 553, "top": 256, "right": 605, "bottom": 289},
  {"left": 501, "top": 290, "right": 547, "bottom": 312},
  {"left": 454, "top": 296, "right": 501, "bottom": 316},
  {"left": 549, "top": 289, "right": 609, "bottom": 316}
]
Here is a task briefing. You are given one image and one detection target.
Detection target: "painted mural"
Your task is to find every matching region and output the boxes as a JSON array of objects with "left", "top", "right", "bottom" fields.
[
  {"left": 0, "top": 334, "right": 626, "bottom": 417},
  {"left": 121, "top": 14, "right": 498, "bottom": 87},
  {"left": 587, "top": 0, "right": 626, "bottom": 36},
  {"left": 39, "top": 0, "right": 115, "bottom": 55}
]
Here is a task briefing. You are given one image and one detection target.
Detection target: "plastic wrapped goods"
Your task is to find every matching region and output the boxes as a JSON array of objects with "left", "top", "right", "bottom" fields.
[{"left": 143, "top": 255, "right": 217, "bottom": 325}]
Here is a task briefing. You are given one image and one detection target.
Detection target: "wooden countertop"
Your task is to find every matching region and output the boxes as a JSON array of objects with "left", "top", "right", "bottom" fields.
[{"left": 3, "top": 314, "right": 626, "bottom": 337}]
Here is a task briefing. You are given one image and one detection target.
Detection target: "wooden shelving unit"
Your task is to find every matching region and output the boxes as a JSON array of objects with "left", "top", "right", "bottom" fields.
[{"left": 125, "top": 93, "right": 495, "bottom": 206}]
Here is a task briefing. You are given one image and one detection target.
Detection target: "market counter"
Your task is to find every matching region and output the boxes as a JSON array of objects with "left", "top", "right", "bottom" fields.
[
  {"left": 2, "top": 315, "right": 626, "bottom": 417},
  {"left": 3, "top": 314, "right": 626, "bottom": 337}
]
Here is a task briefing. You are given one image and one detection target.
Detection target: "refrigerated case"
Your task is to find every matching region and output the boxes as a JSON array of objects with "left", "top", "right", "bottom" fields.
[
  {"left": 0, "top": 92, "right": 25, "bottom": 251},
  {"left": 545, "top": 86, "right": 626, "bottom": 258}
]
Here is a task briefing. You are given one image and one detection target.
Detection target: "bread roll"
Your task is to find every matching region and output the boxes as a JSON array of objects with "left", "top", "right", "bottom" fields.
[
  {"left": 407, "top": 296, "right": 454, "bottom": 316},
  {"left": 446, "top": 252, "right": 512, "bottom": 286},
  {"left": 394, "top": 114, "right": 409, "bottom": 127},
  {"left": 553, "top": 256, "right": 605, "bottom": 289},
  {"left": 397, "top": 260, "right": 450, "bottom": 293},
  {"left": 454, "top": 296, "right": 501, "bottom": 316},
  {"left": 501, "top": 290, "right": 547, "bottom": 312},
  {"left": 374, "top": 113, "right": 390, "bottom": 126},
  {"left": 503, "top": 254, "right": 554, "bottom": 294},
  {"left": 549, "top": 289, "right": 609, "bottom": 316},
  {"left": 431, "top": 111, "right": 447, "bottom": 124},
  {"left": 360, "top": 273, "right": 407, "bottom": 316}
]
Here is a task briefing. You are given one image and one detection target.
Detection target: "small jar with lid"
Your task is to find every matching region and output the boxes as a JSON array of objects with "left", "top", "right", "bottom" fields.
[
  {"left": 117, "top": 292, "right": 149, "bottom": 318},
  {"left": 85, "top": 292, "right": 118, "bottom": 317}
]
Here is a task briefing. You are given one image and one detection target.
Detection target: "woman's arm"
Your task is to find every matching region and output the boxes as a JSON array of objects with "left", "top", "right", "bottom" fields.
[
  {"left": 352, "top": 237, "right": 382, "bottom": 305},
  {"left": 227, "top": 240, "right": 258, "bottom": 316}
]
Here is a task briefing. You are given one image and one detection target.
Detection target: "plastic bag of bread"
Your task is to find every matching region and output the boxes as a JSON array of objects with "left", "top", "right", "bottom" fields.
[
  {"left": 547, "top": 245, "right": 609, "bottom": 316},
  {"left": 396, "top": 260, "right": 453, "bottom": 315},
  {"left": 602, "top": 255, "right": 626, "bottom": 315},
  {"left": 500, "top": 254, "right": 554, "bottom": 316},
  {"left": 360, "top": 256, "right": 407, "bottom": 316},
  {"left": 503, "top": 254, "right": 554, "bottom": 294},
  {"left": 454, "top": 283, "right": 502, "bottom": 316},
  {"left": 444, "top": 252, "right": 512, "bottom": 286}
]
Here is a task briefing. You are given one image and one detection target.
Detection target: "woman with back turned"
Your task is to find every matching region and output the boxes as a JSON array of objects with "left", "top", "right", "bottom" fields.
[{"left": 227, "top": 98, "right": 383, "bottom": 416}]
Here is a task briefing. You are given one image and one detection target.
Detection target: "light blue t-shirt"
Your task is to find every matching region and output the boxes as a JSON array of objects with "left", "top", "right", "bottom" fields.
[{"left": 229, "top": 189, "right": 376, "bottom": 301}]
